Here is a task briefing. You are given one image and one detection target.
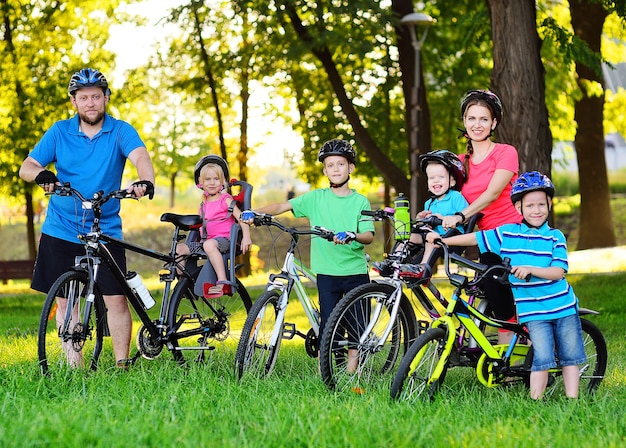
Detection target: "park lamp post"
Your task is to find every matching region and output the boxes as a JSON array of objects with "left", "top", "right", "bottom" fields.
[{"left": 401, "top": 11, "right": 435, "bottom": 212}]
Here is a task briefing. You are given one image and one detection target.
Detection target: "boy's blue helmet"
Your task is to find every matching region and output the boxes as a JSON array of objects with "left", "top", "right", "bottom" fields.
[
  {"left": 68, "top": 68, "right": 111, "bottom": 96},
  {"left": 510, "top": 171, "right": 555, "bottom": 204},
  {"left": 318, "top": 139, "right": 356, "bottom": 164}
]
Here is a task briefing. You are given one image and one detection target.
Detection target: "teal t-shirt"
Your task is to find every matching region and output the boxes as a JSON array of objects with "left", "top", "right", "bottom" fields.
[{"left": 289, "top": 188, "right": 375, "bottom": 276}]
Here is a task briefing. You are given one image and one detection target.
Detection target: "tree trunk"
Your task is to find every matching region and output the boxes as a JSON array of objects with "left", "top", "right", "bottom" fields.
[
  {"left": 169, "top": 172, "right": 176, "bottom": 208},
  {"left": 283, "top": 1, "right": 411, "bottom": 197},
  {"left": 25, "top": 190, "right": 37, "bottom": 260},
  {"left": 569, "top": 0, "right": 615, "bottom": 249},
  {"left": 238, "top": 56, "right": 251, "bottom": 277},
  {"left": 487, "top": 0, "right": 552, "bottom": 175},
  {"left": 191, "top": 2, "right": 227, "bottom": 159}
]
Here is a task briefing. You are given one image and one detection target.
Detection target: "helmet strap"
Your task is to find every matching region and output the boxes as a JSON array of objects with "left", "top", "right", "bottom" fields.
[
  {"left": 522, "top": 218, "right": 548, "bottom": 229},
  {"left": 330, "top": 175, "right": 350, "bottom": 189},
  {"left": 429, "top": 187, "right": 449, "bottom": 199},
  {"left": 471, "top": 133, "right": 493, "bottom": 143}
]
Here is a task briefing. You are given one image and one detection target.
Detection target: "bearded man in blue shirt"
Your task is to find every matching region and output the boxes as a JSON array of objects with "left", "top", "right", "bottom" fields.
[{"left": 19, "top": 68, "right": 155, "bottom": 369}]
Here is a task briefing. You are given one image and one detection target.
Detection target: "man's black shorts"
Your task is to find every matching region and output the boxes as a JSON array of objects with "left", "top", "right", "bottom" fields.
[{"left": 31, "top": 233, "right": 127, "bottom": 295}]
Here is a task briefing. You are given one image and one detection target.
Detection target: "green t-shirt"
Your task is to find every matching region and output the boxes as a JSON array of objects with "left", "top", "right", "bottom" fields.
[{"left": 289, "top": 188, "right": 375, "bottom": 276}]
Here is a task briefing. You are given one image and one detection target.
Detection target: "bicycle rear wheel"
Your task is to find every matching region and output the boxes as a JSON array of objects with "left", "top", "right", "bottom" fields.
[
  {"left": 38, "top": 270, "right": 107, "bottom": 375},
  {"left": 167, "top": 276, "right": 252, "bottom": 364},
  {"left": 390, "top": 326, "right": 449, "bottom": 402},
  {"left": 319, "top": 283, "right": 418, "bottom": 392},
  {"left": 234, "top": 290, "right": 283, "bottom": 379}
]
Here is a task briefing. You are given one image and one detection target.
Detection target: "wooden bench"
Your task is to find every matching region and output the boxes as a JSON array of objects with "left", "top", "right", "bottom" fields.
[{"left": 0, "top": 260, "right": 35, "bottom": 284}]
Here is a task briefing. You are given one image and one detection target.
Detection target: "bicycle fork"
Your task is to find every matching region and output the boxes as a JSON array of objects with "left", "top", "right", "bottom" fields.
[{"left": 360, "top": 285, "right": 404, "bottom": 352}]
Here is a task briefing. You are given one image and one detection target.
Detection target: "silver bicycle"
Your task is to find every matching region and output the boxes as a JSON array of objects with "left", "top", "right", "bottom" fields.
[{"left": 234, "top": 212, "right": 335, "bottom": 379}]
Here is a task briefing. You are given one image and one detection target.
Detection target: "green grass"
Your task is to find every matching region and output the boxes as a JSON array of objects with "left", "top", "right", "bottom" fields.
[{"left": 1, "top": 273, "right": 625, "bottom": 447}]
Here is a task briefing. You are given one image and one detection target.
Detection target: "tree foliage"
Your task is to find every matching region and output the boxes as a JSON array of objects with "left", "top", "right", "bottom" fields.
[
  {"left": 3, "top": 0, "right": 626, "bottom": 257},
  {"left": 0, "top": 0, "right": 125, "bottom": 257}
]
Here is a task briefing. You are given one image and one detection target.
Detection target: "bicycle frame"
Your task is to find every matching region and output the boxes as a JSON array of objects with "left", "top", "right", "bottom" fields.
[
  {"left": 426, "top": 286, "right": 527, "bottom": 385},
  {"left": 257, "top": 252, "right": 318, "bottom": 348},
  {"left": 235, "top": 212, "right": 336, "bottom": 377},
  {"left": 78, "top": 229, "right": 190, "bottom": 345},
  {"left": 57, "top": 186, "right": 204, "bottom": 350}
]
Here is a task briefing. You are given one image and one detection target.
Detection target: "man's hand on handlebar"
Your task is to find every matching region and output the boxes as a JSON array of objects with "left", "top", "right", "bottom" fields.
[
  {"left": 128, "top": 180, "right": 154, "bottom": 199},
  {"left": 35, "top": 170, "right": 60, "bottom": 194}
]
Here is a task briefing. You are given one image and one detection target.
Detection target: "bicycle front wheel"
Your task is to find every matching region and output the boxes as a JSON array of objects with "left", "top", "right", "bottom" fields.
[
  {"left": 390, "top": 327, "right": 449, "bottom": 403},
  {"left": 167, "top": 276, "right": 252, "bottom": 364},
  {"left": 234, "top": 290, "right": 283, "bottom": 379},
  {"left": 319, "top": 282, "right": 418, "bottom": 392},
  {"left": 38, "top": 270, "right": 107, "bottom": 375}
]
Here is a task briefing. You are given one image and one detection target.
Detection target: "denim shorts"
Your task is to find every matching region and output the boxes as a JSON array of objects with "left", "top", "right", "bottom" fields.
[{"left": 526, "top": 314, "right": 587, "bottom": 371}]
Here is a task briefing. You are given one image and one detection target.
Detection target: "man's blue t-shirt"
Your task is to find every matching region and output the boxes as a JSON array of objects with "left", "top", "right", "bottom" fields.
[{"left": 29, "top": 113, "right": 145, "bottom": 242}]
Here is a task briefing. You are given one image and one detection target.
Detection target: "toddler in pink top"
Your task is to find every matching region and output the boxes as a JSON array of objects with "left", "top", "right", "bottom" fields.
[{"left": 179, "top": 155, "right": 251, "bottom": 298}]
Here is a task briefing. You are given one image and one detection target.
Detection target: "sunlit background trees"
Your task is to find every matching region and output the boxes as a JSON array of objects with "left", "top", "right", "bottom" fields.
[{"left": 1, "top": 0, "right": 625, "bottom": 259}]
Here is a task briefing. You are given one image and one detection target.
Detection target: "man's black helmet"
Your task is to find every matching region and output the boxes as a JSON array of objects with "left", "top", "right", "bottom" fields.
[
  {"left": 419, "top": 150, "right": 466, "bottom": 190},
  {"left": 194, "top": 155, "right": 229, "bottom": 187},
  {"left": 317, "top": 139, "right": 356, "bottom": 164},
  {"left": 68, "top": 68, "right": 111, "bottom": 97},
  {"left": 460, "top": 89, "right": 503, "bottom": 126}
]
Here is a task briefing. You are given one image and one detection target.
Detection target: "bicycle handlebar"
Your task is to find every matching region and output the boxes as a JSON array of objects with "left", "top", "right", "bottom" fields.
[
  {"left": 243, "top": 211, "right": 335, "bottom": 242},
  {"left": 435, "top": 239, "right": 518, "bottom": 289},
  {"left": 50, "top": 183, "right": 137, "bottom": 215},
  {"left": 361, "top": 208, "right": 443, "bottom": 234},
  {"left": 361, "top": 208, "right": 395, "bottom": 220}
]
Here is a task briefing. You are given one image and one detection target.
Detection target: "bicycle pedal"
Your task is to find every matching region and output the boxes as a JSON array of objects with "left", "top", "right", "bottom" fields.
[{"left": 282, "top": 322, "right": 296, "bottom": 340}]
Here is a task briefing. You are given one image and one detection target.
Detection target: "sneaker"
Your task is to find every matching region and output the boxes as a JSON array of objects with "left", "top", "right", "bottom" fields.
[
  {"left": 398, "top": 263, "right": 431, "bottom": 280},
  {"left": 372, "top": 260, "right": 394, "bottom": 277}
]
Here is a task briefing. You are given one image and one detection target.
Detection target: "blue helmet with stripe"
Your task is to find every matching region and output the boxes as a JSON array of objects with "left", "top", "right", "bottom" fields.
[
  {"left": 68, "top": 68, "right": 111, "bottom": 97},
  {"left": 510, "top": 171, "right": 555, "bottom": 204}
]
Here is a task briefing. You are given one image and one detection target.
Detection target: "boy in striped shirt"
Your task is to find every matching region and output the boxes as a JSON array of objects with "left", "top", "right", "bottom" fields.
[{"left": 426, "top": 171, "right": 585, "bottom": 400}]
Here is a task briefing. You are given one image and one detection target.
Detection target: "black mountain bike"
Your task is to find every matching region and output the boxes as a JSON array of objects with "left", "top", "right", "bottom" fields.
[{"left": 38, "top": 184, "right": 252, "bottom": 374}]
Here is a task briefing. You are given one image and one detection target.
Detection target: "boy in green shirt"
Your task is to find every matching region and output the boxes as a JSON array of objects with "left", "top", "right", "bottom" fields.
[{"left": 244, "top": 139, "right": 374, "bottom": 369}]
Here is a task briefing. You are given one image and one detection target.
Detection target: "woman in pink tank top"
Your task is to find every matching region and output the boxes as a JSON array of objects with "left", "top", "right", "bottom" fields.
[{"left": 440, "top": 90, "right": 521, "bottom": 339}]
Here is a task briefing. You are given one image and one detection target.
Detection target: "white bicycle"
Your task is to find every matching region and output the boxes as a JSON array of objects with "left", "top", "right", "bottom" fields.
[{"left": 234, "top": 212, "right": 335, "bottom": 379}]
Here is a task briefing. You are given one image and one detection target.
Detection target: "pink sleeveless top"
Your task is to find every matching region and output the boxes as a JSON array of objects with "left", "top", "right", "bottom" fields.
[{"left": 199, "top": 193, "right": 235, "bottom": 239}]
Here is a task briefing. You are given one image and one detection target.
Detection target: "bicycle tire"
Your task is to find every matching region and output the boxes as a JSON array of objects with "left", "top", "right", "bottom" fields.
[
  {"left": 38, "top": 270, "right": 107, "bottom": 375},
  {"left": 538, "top": 317, "right": 608, "bottom": 396},
  {"left": 319, "top": 282, "right": 418, "bottom": 392},
  {"left": 167, "top": 276, "right": 252, "bottom": 364},
  {"left": 578, "top": 318, "right": 608, "bottom": 393},
  {"left": 390, "top": 326, "right": 449, "bottom": 402},
  {"left": 234, "top": 290, "right": 283, "bottom": 379}
]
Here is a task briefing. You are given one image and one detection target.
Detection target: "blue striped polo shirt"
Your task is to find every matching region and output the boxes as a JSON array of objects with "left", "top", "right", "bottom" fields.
[{"left": 476, "top": 222, "right": 578, "bottom": 323}]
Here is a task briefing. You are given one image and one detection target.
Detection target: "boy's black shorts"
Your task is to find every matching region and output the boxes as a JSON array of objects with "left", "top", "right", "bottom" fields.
[{"left": 31, "top": 233, "right": 127, "bottom": 295}]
